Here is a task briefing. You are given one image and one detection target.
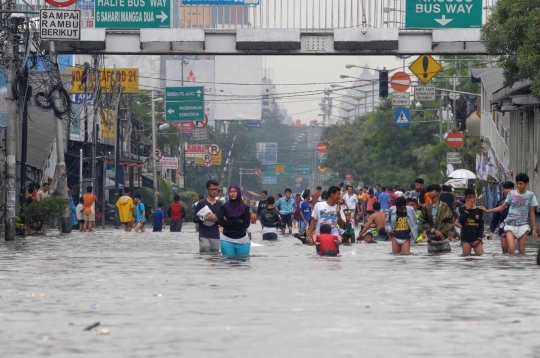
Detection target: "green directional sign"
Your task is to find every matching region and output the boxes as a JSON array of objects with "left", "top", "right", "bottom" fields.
[
  {"left": 295, "top": 164, "right": 313, "bottom": 177},
  {"left": 95, "top": 0, "right": 170, "bottom": 29},
  {"left": 405, "top": 0, "right": 482, "bottom": 29},
  {"left": 165, "top": 86, "right": 205, "bottom": 121}
]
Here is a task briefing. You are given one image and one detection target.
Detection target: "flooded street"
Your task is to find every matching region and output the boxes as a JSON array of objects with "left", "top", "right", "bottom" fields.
[{"left": 1, "top": 223, "right": 540, "bottom": 358}]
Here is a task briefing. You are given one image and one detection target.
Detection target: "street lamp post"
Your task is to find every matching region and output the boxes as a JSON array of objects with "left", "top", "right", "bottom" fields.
[{"left": 151, "top": 92, "right": 164, "bottom": 213}]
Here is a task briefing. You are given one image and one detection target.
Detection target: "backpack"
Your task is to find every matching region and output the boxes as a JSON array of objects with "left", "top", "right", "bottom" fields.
[{"left": 138, "top": 202, "right": 151, "bottom": 220}]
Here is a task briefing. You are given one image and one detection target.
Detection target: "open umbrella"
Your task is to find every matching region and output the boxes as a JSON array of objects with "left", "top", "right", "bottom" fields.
[{"left": 448, "top": 169, "right": 476, "bottom": 179}]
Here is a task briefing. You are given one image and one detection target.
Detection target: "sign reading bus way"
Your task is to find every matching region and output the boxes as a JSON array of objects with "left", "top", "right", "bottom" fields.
[
  {"left": 405, "top": 0, "right": 482, "bottom": 29},
  {"left": 95, "top": 0, "right": 170, "bottom": 29},
  {"left": 165, "top": 86, "right": 205, "bottom": 122}
]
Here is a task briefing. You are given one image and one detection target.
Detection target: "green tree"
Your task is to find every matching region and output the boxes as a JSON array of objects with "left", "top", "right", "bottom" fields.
[{"left": 482, "top": 0, "right": 540, "bottom": 96}]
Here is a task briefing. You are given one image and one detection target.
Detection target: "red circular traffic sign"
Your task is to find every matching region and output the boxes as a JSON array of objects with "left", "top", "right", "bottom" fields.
[
  {"left": 317, "top": 142, "right": 327, "bottom": 153},
  {"left": 391, "top": 72, "right": 412, "bottom": 92},
  {"left": 45, "top": 0, "right": 78, "bottom": 7},
  {"left": 208, "top": 143, "right": 221, "bottom": 155},
  {"left": 192, "top": 115, "right": 208, "bottom": 128},
  {"left": 446, "top": 131, "right": 464, "bottom": 148}
]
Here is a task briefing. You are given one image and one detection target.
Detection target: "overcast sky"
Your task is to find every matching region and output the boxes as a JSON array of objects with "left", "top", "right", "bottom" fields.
[{"left": 265, "top": 55, "right": 405, "bottom": 124}]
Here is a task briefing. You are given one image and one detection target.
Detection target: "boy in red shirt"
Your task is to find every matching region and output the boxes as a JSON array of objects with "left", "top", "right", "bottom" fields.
[{"left": 316, "top": 224, "right": 341, "bottom": 256}]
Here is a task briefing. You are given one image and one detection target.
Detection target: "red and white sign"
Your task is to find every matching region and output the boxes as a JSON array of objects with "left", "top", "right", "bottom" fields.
[
  {"left": 446, "top": 131, "right": 464, "bottom": 148},
  {"left": 45, "top": 0, "right": 78, "bottom": 7},
  {"left": 208, "top": 143, "right": 221, "bottom": 155},
  {"left": 177, "top": 122, "right": 193, "bottom": 133},
  {"left": 203, "top": 154, "right": 213, "bottom": 168},
  {"left": 185, "top": 144, "right": 206, "bottom": 158},
  {"left": 160, "top": 157, "right": 179, "bottom": 170},
  {"left": 154, "top": 148, "right": 163, "bottom": 161},
  {"left": 317, "top": 142, "right": 327, "bottom": 154},
  {"left": 391, "top": 72, "right": 412, "bottom": 92},
  {"left": 192, "top": 115, "right": 208, "bottom": 128}
]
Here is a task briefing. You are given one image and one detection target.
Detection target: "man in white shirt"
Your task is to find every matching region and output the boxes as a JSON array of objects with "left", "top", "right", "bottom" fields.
[
  {"left": 343, "top": 185, "right": 359, "bottom": 218},
  {"left": 308, "top": 185, "right": 346, "bottom": 241}
]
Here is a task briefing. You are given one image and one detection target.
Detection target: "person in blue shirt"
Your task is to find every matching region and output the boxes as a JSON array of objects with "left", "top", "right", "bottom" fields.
[
  {"left": 68, "top": 189, "right": 79, "bottom": 229},
  {"left": 275, "top": 188, "right": 297, "bottom": 235},
  {"left": 299, "top": 192, "right": 311, "bottom": 234},
  {"left": 153, "top": 202, "right": 165, "bottom": 232},
  {"left": 378, "top": 186, "right": 391, "bottom": 215},
  {"left": 134, "top": 193, "right": 146, "bottom": 233}
]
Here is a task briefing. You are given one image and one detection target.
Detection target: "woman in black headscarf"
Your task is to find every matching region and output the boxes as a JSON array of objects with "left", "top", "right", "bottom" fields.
[{"left": 218, "top": 185, "right": 251, "bottom": 256}]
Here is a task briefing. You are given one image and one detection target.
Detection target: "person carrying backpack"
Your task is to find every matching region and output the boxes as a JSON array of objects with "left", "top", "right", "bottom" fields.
[
  {"left": 134, "top": 193, "right": 146, "bottom": 233},
  {"left": 168, "top": 195, "right": 186, "bottom": 232}
]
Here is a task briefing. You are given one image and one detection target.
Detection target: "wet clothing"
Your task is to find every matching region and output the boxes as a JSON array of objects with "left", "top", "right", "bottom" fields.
[
  {"left": 153, "top": 209, "right": 164, "bottom": 231},
  {"left": 136, "top": 202, "right": 146, "bottom": 224},
  {"left": 387, "top": 208, "right": 413, "bottom": 244},
  {"left": 218, "top": 205, "right": 251, "bottom": 240},
  {"left": 300, "top": 201, "right": 311, "bottom": 222},
  {"left": 420, "top": 201, "right": 454, "bottom": 242},
  {"left": 458, "top": 207, "right": 484, "bottom": 243},
  {"left": 260, "top": 208, "right": 281, "bottom": 229},
  {"left": 439, "top": 192, "right": 455, "bottom": 214},
  {"left": 504, "top": 190, "right": 538, "bottom": 226},
  {"left": 489, "top": 197, "right": 508, "bottom": 236},
  {"left": 312, "top": 202, "right": 339, "bottom": 236},
  {"left": 365, "top": 195, "right": 377, "bottom": 211},
  {"left": 378, "top": 193, "right": 390, "bottom": 210},
  {"left": 193, "top": 199, "right": 221, "bottom": 240},
  {"left": 69, "top": 195, "right": 78, "bottom": 227},
  {"left": 116, "top": 195, "right": 134, "bottom": 223},
  {"left": 167, "top": 203, "right": 186, "bottom": 222},
  {"left": 221, "top": 241, "right": 250, "bottom": 256},
  {"left": 257, "top": 199, "right": 268, "bottom": 217},
  {"left": 275, "top": 197, "right": 297, "bottom": 216},
  {"left": 83, "top": 193, "right": 95, "bottom": 215},
  {"left": 316, "top": 234, "right": 339, "bottom": 256}
]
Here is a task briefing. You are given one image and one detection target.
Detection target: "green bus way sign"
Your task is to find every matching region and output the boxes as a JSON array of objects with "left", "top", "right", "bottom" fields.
[
  {"left": 165, "top": 86, "right": 205, "bottom": 122},
  {"left": 95, "top": 0, "right": 170, "bottom": 29},
  {"left": 405, "top": 0, "right": 482, "bottom": 29}
]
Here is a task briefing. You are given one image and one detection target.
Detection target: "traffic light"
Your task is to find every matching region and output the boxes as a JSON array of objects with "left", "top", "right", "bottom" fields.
[{"left": 379, "top": 70, "right": 389, "bottom": 98}]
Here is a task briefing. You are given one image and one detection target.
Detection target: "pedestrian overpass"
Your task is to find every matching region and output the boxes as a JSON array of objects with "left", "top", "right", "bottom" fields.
[{"left": 46, "top": 0, "right": 498, "bottom": 56}]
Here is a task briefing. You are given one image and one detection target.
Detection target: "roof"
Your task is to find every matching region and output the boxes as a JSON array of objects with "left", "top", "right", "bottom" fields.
[{"left": 472, "top": 68, "right": 532, "bottom": 102}]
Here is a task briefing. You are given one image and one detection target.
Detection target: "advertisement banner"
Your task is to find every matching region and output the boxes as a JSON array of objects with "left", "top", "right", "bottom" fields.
[
  {"left": 69, "top": 67, "right": 139, "bottom": 94},
  {"left": 160, "top": 157, "right": 179, "bottom": 170}
]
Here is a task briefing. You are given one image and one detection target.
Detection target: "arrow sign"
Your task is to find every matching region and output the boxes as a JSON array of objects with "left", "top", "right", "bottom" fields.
[
  {"left": 405, "top": 0, "right": 481, "bottom": 29},
  {"left": 245, "top": 122, "right": 261, "bottom": 128},
  {"left": 196, "top": 90, "right": 202, "bottom": 97},
  {"left": 96, "top": 0, "right": 171, "bottom": 29},
  {"left": 156, "top": 10, "right": 168, "bottom": 23},
  {"left": 167, "top": 108, "right": 174, "bottom": 114},
  {"left": 434, "top": 15, "right": 453, "bottom": 26}
]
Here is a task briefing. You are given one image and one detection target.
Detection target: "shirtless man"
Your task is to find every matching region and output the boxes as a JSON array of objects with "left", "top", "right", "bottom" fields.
[{"left": 357, "top": 202, "right": 387, "bottom": 241}]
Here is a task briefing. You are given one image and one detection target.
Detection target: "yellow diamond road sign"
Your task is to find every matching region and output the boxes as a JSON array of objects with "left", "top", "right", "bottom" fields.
[{"left": 409, "top": 55, "right": 442, "bottom": 84}]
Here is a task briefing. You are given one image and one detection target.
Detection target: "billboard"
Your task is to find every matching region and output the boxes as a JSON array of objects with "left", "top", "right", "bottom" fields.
[
  {"left": 256, "top": 142, "right": 277, "bottom": 164},
  {"left": 214, "top": 56, "right": 262, "bottom": 121},
  {"left": 166, "top": 59, "right": 215, "bottom": 125}
]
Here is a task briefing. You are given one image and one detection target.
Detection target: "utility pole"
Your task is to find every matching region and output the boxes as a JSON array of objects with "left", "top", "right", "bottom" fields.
[
  {"left": 50, "top": 41, "right": 71, "bottom": 233},
  {"left": 5, "top": 0, "right": 17, "bottom": 241},
  {"left": 91, "top": 55, "right": 100, "bottom": 182},
  {"left": 20, "top": 27, "right": 31, "bottom": 210},
  {"left": 151, "top": 90, "right": 158, "bottom": 212}
]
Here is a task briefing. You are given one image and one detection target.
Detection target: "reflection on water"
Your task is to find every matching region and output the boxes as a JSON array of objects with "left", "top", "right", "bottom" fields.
[{"left": 1, "top": 223, "right": 539, "bottom": 358}]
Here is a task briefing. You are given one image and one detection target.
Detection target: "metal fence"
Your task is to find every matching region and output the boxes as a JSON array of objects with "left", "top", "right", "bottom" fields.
[{"left": 177, "top": 0, "right": 500, "bottom": 30}]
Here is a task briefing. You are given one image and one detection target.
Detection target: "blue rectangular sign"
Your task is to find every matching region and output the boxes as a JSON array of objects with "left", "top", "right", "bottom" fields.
[
  {"left": 182, "top": 0, "right": 259, "bottom": 4},
  {"left": 395, "top": 109, "right": 411, "bottom": 127},
  {"left": 262, "top": 176, "right": 277, "bottom": 185}
]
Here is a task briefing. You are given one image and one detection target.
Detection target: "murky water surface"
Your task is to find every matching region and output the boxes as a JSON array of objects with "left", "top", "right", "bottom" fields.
[{"left": 1, "top": 224, "right": 540, "bottom": 358}]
